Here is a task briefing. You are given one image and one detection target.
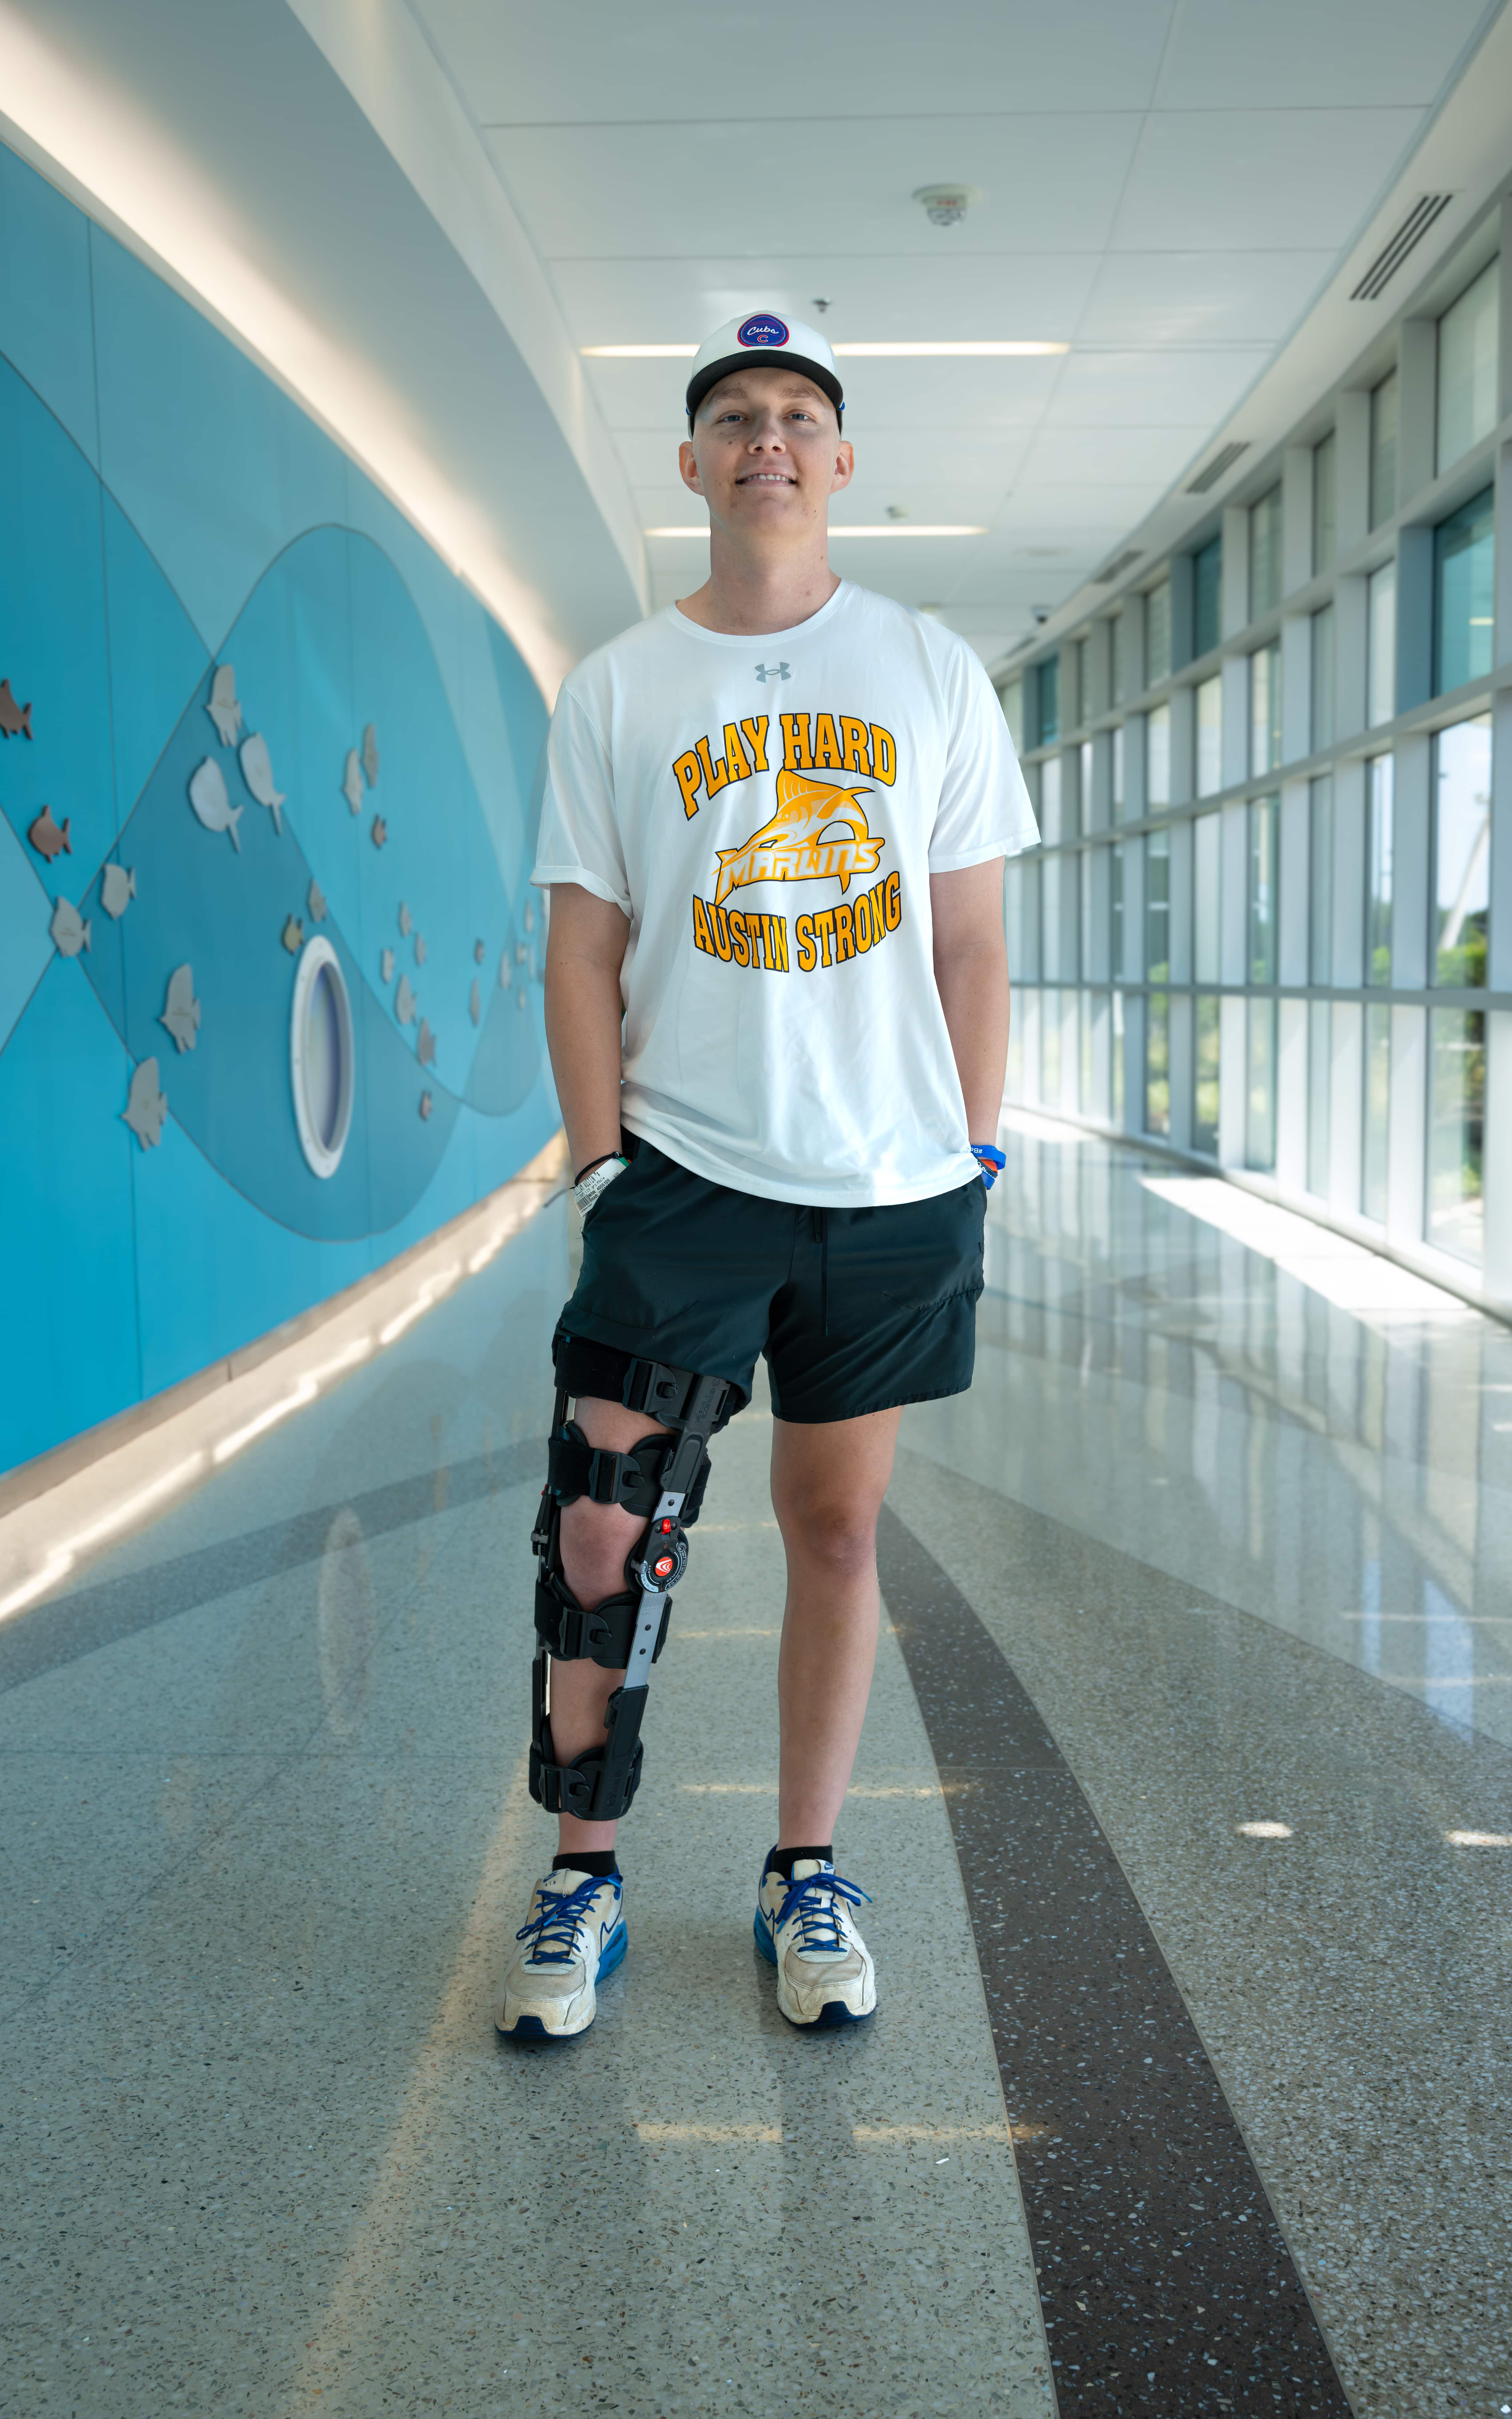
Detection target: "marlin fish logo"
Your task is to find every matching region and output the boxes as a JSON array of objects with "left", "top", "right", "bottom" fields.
[{"left": 714, "top": 769, "right": 884, "bottom": 905}]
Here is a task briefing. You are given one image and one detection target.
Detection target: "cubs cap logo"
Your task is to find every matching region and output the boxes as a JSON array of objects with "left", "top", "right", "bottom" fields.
[{"left": 685, "top": 310, "right": 844, "bottom": 425}]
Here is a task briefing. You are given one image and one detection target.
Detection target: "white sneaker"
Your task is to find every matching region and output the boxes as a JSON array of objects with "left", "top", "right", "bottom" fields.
[
  {"left": 753, "top": 1857, "right": 876, "bottom": 2028},
  {"left": 496, "top": 1868, "right": 626, "bottom": 2041}
]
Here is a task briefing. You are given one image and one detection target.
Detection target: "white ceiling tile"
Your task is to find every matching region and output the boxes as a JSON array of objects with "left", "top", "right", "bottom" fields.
[
  {"left": 1075, "top": 251, "right": 1335, "bottom": 346},
  {"left": 419, "top": 0, "right": 1176, "bottom": 123},
  {"left": 1155, "top": 1, "right": 1490, "bottom": 110},
  {"left": 486, "top": 117, "right": 1144, "bottom": 261},
  {"left": 1112, "top": 108, "right": 1425, "bottom": 252},
  {"left": 1017, "top": 426, "right": 1216, "bottom": 485},
  {"left": 549, "top": 254, "right": 1102, "bottom": 346},
  {"left": 1050, "top": 346, "right": 1270, "bottom": 423}
]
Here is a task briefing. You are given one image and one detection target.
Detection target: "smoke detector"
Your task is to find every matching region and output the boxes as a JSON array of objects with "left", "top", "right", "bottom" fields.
[{"left": 913, "top": 184, "right": 980, "bottom": 228}]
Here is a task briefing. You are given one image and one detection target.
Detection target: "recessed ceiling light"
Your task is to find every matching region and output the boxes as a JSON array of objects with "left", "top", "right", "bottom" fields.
[
  {"left": 644, "top": 524, "right": 985, "bottom": 538},
  {"left": 584, "top": 341, "right": 1067, "bottom": 359}
]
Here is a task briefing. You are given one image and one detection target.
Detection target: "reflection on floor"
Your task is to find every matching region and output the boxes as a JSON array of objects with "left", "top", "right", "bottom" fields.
[{"left": 1, "top": 1119, "right": 1508, "bottom": 2419}]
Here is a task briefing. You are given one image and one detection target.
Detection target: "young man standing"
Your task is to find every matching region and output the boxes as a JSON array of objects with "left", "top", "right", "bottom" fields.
[{"left": 497, "top": 311, "right": 1037, "bottom": 2041}]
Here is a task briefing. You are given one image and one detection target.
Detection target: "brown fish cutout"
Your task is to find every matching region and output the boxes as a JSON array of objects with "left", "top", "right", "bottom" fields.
[
  {"left": 371, "top": 815, "right": 388, "bottom": 849},
  {"left": 28, "top": 804, "right": 71, "bottom": 860},
  {"left": 0, "top": 678, "right": 33, "bottom": 739},
  {"left": 281, "top": 915, "right": 305, "bottom": 954}
]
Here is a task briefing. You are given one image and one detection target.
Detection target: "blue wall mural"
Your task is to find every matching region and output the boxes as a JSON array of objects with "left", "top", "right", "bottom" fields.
[{"left": 0, "top": 140, "right": 557, "bottom": 1476}]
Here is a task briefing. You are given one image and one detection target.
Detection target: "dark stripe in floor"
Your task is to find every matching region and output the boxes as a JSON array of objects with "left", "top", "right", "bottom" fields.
[
  {"left": 0, "top": 1439, "right": 543, "bottom": 1696},
  {"left": 876, "top": 1503, "right": 1353, "bottom": 2419}
]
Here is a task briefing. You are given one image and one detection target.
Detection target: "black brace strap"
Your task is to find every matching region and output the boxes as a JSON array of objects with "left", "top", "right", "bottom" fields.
[
  {"left": 552, "top": 1332, "right": 740, "bottom": 1437},
  {"left": 530, "top": 1662, "right": 652, "bottom": 1823},
  {"left": 533, "top": 1569, "right": 672, "bottom": 1667},
  {"left": 548, "top": 1422, "right": 670, "bottom": 1517}
]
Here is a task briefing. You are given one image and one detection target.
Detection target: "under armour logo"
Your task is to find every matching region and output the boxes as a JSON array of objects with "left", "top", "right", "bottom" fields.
[{"left": 754, "top": 661, "right": 791, "bottom": 682}]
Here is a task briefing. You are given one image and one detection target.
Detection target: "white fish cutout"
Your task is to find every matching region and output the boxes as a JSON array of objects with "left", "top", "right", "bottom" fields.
[
  {"left": 395, "top": 974, "right": 417, "bottom": 1026},
  {"left": 469, "top": 977, "right": 481, "bottom": 1026},
  {"left": 398, "top": 902, "right": 412, "bottom": 937},
  {"left": 380, "top": 948, "right": 395, "bottom": 984},
  {"left": 417, "top": 1019, "right": 437, "bottom": 1067},
  {"left": 308, "top": 879, "right": 327, "bottom": 923},
  {"left": 240, "top": 734, "right": 285, "bottom": 834},
  {"left": 101, "top": 864, "right": 137, "bottom": 919},
  {"left": 515, "top": 942, "right": 529, "bottom": 964},
  {"left": 414, "top": 934, "right": 427, "bottom": 966},
  {"left": 122, "top": 1058, "right": 168, "bottom": 1150},
  {"left": 362, "top": 723, "right": 379, "bottom": 787},
  {"left": 159, "top": 964, "right": 201, "bottom": 1054},
  {"left": 206, "top": 665, "right": 243, "bottom": 747},
  {"left": 189, "top": 757, "right": 242, "bottom": 851},
  {"left": 342, "top": 749, "right": 363, "bottom": 815},
  {"left": 523, "top": 900, "right": 535, "bottom": 934},
  {"left": 50, "top": 896, "right": 91, "bottom": 957}
]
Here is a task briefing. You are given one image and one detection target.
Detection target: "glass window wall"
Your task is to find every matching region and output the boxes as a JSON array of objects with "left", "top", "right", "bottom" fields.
[
  {"left": 1111, "top": 990, "right": 1125, "bottom": 1126},
  {"left": 1312, "top": 430, "right": 1336, "bottom": 574},
  {"left": 1194, "top": 536, "right": 1222, "bottom": 656},
  {"left": 1111, "top": 612, "right": 1127, "bottom": 703},
  {"left": 1039, "top": 654, "right": 1060, "bottom": 746},
  {"left": 999, "top": 678, "right": 1024, "bottom": 749},
  {"left": 1310, "top": 605, "right": 1334, "bottom": 751},
  {"left": 1307, "top": 1000, "right": 1331, "bottom": 1197},
  {"left": 1249, "top": 489, "right": 1282, "bottom": 620},
  {"left": 1433, "top": 715, "right": 1492, "bottom": 988},
  {"left": 1309, "top": 775, "right": 1333, "bottom": 984},
  {"left": 1249, "top": 794, "right": 1278, "bottom": 984},
  {"left": 1366, "top": 754, "right": 1394, "bottom": 986},
  {"left": 1369, "top": 371, "right": 1398, "bottom": 529},
  {"left": 1146, "top": 703, "right": 1171, "bottom": 807},
  {"left": 1246, "top": 999, "right": 1277, "bottom": 1171},
  {"left": 1146, "top": 991, "right": 1170, "bottom": 1136},
  {"left": 1367, "top": 561, "right": 1396, "bottom": 727},
  {"left": 1434, "top": 487, "right": 1494, "bottom": 694},
  {"left": 1428, "top": 1010, "right": 1485, "bottom": 1263},
  {"left": 1146, "top": 580, "right": 1172, "bottom": 686},
  {"left": 1078, "top": 737, "right": 1093, "bottom": 833},
  {"left": 1111, "top": 841, "right": 1127, "bottom": 980},
  {"left": 1112, "top": 724, "right": 1126, "bottom": 817},
  {"left": 1194, "top": 813, "right": 1221, "bottom": 983},
  {"left": 1193, "top": 996, "right": 1220, "bottom": 1156},
  {"left": 1250, "top": 642, "right": 1281, "bottom": 776},
  {"left": 1363, "top": 1005, "right": 1391, "bottom": 1221},
  {"left": 1040, "top": 754, "right": 1062, "bottom": 842},
  {"left": 1196, "top": 675, "right": 1223, "bottom": 796},
  {"left": 1436, "top": 260, "right": 1499, "bottom": 474},
  {"left": 1146, "top": 829, "right": 1170, "bottom": 982}
]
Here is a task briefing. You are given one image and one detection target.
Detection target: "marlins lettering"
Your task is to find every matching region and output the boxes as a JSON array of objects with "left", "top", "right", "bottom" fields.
[{"left": 714, "top": 769, "right": 884, "bottom": 904}]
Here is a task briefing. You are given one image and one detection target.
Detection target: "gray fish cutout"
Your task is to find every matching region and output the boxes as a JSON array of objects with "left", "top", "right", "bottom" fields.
[
  {"left": 523, "top": 900, "right": 536, "bottom": 934},
  {"left": 281, "top": 915, "right": 304, "bottom": 955},
  {"left": 101, "top": 863, "right": 137, "bottom": 919},
  {"left": 395, "top": 974, "right": 417, "bottom": 1026},
  {"left": 122, "top": 1058, "right": 168, "bottom": 1150},
  {"left": 417, "top": 1018, "right": 437, "bottom": 1067},
  {"left": 515, "top": 941, "right": 529, "bottom": 963},
  {"left": 469, "top": 978, "right": 481, "bottom": 1027},
  {"left": 361, "top": 723, "right": 379, "bottom": 788},
  {"left": 414, "top": 934, "right": 427, "bottom": 966},
  {"left": 308, "top": 878, "right": 327, "bottom": 923},
  {"left": 240, "top": 733, "right": 285, "bottom": 834},
  {"left": 50, "top": 896, "right": 91, "bottom": 956},
  {"left": 419, "top": 1090, "right": 433, "bottom": 1121},
  {"left": 370, "top": 814, "right": 387, "bottom": 849},
  {"left": 398, "top": 903, "right": 412, "bottom": 937},
  {"left": 159, "top": 964, "right": 201, "bottom": 1054},
  {"left": 188, "top": 757, "right": 242, "bottom": 850},
  {"left": 474, "top": 938, "right": 486, "bottom": 964},
  {"left": 342, "top": 749, "right": 363, "bottom": 815},
  {"left": 206, "top": 664, "right": 242, "bottom": 747},
  {"left": 380, "top": 948, "right": 395, "bottom": 984}
]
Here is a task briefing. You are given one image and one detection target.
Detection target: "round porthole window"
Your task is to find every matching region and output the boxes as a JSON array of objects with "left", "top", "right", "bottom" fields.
[{"left": 290, "top": 935, "right": 355, "bottom": 1178}]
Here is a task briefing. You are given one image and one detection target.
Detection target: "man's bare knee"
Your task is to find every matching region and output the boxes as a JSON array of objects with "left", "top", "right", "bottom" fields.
[{"left": 778, "top": 1492, "right": 881, "bottom": 1579}]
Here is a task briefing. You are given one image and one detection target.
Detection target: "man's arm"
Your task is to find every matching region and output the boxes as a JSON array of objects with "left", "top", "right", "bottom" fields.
[
  {"left": 543, "top": 882, "right": 632, "bottom": 1175},
  {"left": 930, "top": 858, "right": 1009, "bottom": 1146}
]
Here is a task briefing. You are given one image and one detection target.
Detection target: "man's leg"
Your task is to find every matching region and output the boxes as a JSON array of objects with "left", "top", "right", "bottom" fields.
[
  {"left": 769, "top": 1406, "right": 903, "bottom": 1845},
  {"left": 546, "top": 1394, "right": 672, "bottom": 1861}
]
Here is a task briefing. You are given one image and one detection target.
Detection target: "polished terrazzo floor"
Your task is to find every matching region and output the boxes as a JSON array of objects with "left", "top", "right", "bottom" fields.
[{"left": 1, "top": 1118, "right": 1509, "bottom": 2418}]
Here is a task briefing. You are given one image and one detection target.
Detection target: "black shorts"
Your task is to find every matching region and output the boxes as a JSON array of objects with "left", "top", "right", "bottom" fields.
[{"left": 557, "top": 1138, "right": 986, "bottom": 1425}]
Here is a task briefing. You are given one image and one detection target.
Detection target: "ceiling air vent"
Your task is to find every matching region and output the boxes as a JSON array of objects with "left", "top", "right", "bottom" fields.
[
  {"left": 1094, "top": 548, "right": 1143, "bottom": 585},
  {"left": 1350, "top": 194, "right": 1454, "bottom": 302},
  {"left": 1185, "top": 442, "right": 1249, "bottom": 496}
]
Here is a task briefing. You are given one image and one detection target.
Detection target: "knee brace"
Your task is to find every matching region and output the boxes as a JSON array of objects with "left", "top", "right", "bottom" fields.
[{"left": 528, "top": 1333, "right": 736, "bottom": 1824}]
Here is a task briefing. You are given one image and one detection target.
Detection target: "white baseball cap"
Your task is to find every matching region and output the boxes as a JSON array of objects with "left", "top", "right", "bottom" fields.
[{"left": 685, "top": 310, "right": 844, "bottom": 425}]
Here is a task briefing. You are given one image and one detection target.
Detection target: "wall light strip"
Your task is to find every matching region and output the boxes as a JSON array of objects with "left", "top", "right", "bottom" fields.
[
  {"left": 645, "top": 524, "right": 984, "bottom": 539},
  {"left": 586, "top": 342, "right": 1066, "bottom": 359}
]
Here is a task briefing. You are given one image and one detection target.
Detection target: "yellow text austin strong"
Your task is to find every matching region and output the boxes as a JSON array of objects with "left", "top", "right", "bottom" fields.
[{"left": 692, "top": 869, "right": 903, "bottom": 976}]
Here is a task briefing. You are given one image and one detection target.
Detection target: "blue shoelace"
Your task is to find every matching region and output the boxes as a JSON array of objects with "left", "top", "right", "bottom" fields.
[
  {"left": 776, "top": 1869, "right": 872, "bottom": 1954},
  {"left": 515, "top": 1874, "right": 613, "bottom": 1965}
]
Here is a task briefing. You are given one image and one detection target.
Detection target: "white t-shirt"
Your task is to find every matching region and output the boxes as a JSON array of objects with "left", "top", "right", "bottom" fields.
[{"left": 532, "top": 580, "right": 1039, "bottom": 1206}]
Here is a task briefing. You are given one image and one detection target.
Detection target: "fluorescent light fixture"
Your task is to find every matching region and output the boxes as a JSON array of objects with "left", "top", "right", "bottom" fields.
[
  {"left": 645, "top": 524, "right": 984, "bottom": 538},
  {"left": 586, "top": 341, "right": 1066, "bottom": 358}
]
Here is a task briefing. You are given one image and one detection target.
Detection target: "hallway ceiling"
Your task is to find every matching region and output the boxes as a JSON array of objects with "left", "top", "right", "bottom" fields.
[{"left": 412, "top": 0, "right": 1495, "bottom": 666}]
